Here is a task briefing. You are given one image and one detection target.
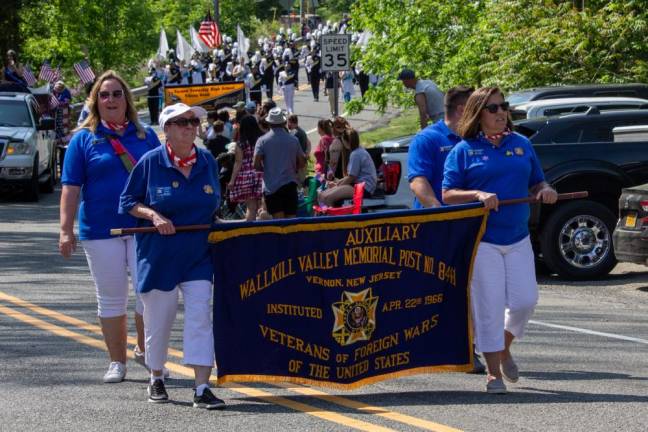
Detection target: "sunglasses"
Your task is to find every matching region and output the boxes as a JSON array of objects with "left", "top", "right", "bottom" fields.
[
  {"left": 98, "top": 90, "right": 124, "bottom": 100},
  {"left": 483, "top": 102, "right": 510, "bottom": 114},
  {"left": 166, "top": 117, "right": 201, "bottom": 127}
]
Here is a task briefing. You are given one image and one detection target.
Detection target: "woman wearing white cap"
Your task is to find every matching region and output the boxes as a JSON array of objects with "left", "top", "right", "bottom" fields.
[{"left": 119, "top": 103, "right": 225, "bottom": 409}]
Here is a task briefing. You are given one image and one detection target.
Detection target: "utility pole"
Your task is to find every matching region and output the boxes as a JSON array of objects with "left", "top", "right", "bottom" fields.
[{"left": 213, "top": 0, "right": 220, "bottom": 28}]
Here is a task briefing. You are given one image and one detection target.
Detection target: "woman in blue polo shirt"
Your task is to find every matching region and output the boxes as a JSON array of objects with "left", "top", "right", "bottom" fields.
[
  {"left": 442, "top": 87, "right": 557, "bottom": 394},
  {"left": 119, "top": 103, "right": 225, "bottom": 409},
  {"left": 59, "top": 70, "right": 161, "bottom": 383}
]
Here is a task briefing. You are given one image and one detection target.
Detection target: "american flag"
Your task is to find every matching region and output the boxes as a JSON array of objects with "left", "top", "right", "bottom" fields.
[
  {"left": 73, "top": 59, "right": 95, "bottom": 84},
  {"left": 198, "top": 11, "right": 222, "bottom": 48},
  {"left": 39, "top": 61, "right": 60, "bottom": 83},
  {"left": 49, "top": 93, "right": 60, "bottom": 110},
  {"left": 23, "top": 64, "right": 37, "bottom": 87}
]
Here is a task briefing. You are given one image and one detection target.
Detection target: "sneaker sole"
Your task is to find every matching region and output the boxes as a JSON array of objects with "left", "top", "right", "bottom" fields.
[
  {"left": 148, "top": 398, "right": 170, "bottom": 404},
  {"left": 502, "top": 373, "right": 519, "bottom": 383},
  {"left": 103, "top": 376, "right": 125, "bottom": 384},
  {"left": 193, "top": 402, "right": 226, "bottom": 410},
  {"left": 487, "top": 387, "right": 508, "bottom": 394}
]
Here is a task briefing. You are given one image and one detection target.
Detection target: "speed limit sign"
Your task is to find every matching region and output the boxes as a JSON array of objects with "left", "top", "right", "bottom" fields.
[{"left": 320, "top": 34, "right": 352, "bottom": 72}]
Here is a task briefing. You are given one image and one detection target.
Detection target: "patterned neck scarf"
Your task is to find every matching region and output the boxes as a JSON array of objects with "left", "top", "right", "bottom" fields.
[
  {"left": 166, "top": 142, "right": 197, "bottom": 168},
  {"left": 481, "top": 128, "right": 511, "bottom": 145},
  {"left": 101, "top": 119, "right": 129, "bottom": 133}
]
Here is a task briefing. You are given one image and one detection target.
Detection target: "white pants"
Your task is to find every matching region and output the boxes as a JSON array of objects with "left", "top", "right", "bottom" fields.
[
  {"left": 141, "top": 280, "right": 215, "bottom": 371},
  {"left": 81, "top": 236, "right": 143, "bottom": 318},
  {"left": 283, "top": 83, "right": 295, "bottom": 114},
  {"left": 471, "top": 236, "right": 538, "bottom": 353}
]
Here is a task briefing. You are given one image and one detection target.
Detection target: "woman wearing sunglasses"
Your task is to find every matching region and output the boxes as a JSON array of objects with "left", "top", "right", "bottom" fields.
[
  {"left": 119, "top": 103, "right": 225, "bottom": 409},
  {"left": 59, "top": 70, "right": 162, "bottom": 383},
  {"left": 442, "top": 87, "right": 557, "bottom": 394}
]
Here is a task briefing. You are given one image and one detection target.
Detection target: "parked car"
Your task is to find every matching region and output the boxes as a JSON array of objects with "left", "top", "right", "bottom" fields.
[
  {"left": 612, "top": 183, "right": 648, "bottom": 265},
  {"left": 510, "top": 96, "right": 648, "bottom": 121},
  {"left": 507, "top": 83, "right": 648, "bottom": 107},
  {"left": 0, "top": 89, "right": 57, "bottom": 201},
  {"left": 612, "top": 125, "right": 648, "bottom": 266},
  {"left": 370, "top": 108, "right": 648, "bottom": 279}
]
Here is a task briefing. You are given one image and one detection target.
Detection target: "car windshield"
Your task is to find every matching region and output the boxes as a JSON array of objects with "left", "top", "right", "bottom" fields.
[
  {"left": 0, "top": 100, "right": 32, "bottom": 127},
  {"left": 507, "top": 91, "right": 537, "bottom": 106}
]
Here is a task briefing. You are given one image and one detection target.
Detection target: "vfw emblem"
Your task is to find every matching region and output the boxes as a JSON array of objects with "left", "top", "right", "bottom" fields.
[{"left": 331, "top": 288, "right": 378, "bottom": 346}]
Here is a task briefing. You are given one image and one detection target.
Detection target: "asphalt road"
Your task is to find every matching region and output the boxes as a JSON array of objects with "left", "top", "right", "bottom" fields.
[
  {"left": 1, "top": 186, "right": 647, "bottom": 432},
  {"left": 1, "top": 80, "right": 647, "bottom": 431}
]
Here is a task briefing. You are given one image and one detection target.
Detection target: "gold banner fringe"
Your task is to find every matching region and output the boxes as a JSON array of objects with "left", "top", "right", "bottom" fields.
[{"left": 217, "top": 364, "right": 473, "bottom": 390}]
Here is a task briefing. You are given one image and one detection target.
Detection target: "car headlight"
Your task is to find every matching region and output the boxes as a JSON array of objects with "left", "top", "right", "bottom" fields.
[{"left": 6, "top": 140, "right": 32, "bottom": 155}]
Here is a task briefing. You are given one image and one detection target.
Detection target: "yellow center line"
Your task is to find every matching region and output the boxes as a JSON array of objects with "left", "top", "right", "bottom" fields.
[
  {"left": 272, "top": 383, "right": 463, "bottom": 432},
  {"left": 0, "top": 300, "right": 395, "bottom": 432},
  {"left": 0, "top": 291, "right": 464, "bottom": 432},
  {"left": 0, "top": 292, "right": 186, "bottom": 357}
]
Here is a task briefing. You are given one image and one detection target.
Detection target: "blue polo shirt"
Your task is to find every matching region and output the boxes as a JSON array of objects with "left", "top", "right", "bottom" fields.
[
  {"left": 407, "top": 120, "right": 461, "bottom": 208},
  {"left": 61, "top": 123, "right": 161, "bottom": 240},
  {"left": 119, "top": 146, "right": 221, "bottom": 293},
  {"left": 442, "top": 132, "right": 544, "bottom": 245}
]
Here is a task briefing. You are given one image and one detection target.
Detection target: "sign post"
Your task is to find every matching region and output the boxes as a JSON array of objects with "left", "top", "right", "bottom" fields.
[{"left": 320, "top": 34, "right": 351, "bottom": 117}]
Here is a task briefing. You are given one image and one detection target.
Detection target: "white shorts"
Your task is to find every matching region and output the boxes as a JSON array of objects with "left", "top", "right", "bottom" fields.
[
  {"left": 81, "top": 236, "right": 143, "bottom": 318},
  {"left": 470, "top": 236, "right": 538, "bottom": 353}
]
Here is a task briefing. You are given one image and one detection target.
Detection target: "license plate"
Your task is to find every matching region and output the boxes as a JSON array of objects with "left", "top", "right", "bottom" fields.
[{"left": 625, "top": 212, "right": 637, "bottom": 228}]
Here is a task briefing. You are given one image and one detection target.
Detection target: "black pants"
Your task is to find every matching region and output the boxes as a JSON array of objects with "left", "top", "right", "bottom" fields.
[
  {"left": 265, "top": 80, "right": 274, "bottom": 99},
  {"left": 357, "top": 74, "right": 369, "bottom": 97},
  {"left": 147, "top": 97, "right": 160, "bottom": 125},
  {"left": 310, "top": 74, "right": 320, "bottom": 100},
  {"left": 250, "top": 90, "right": 262, "bottom": 106}
]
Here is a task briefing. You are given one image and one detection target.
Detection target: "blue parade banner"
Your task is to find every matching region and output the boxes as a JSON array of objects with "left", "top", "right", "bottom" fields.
[{"left": 209, "top": 204, "right": 488, "bottom": 389}]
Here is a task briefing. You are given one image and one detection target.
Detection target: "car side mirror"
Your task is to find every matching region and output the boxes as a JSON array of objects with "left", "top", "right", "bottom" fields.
[{"left": 38, "top": 117, "right": 55, "bottom": 130}]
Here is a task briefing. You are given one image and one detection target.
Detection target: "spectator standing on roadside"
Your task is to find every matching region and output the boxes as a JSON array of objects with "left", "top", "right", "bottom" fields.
[
  {"left": 228, "top": 115, "right": 264, "bottom": 221},
  {"left": 199, "top": 114, "right": 230, "bottom": 159},
  {"left": 442, "top": 86, "right": 557, "bottom": 394},
  {"left": 313, "top": 119, "right": 334, "bottom": 177},
  {"left": 287, "top": 114, "right": 311, "bottom": 184},
  {"left": 398, "top": 68, "right": 445, "bottom": 130},
  {"left": 254, "top": 108, "right": 305, "bottom": 219},
  {"left": 52, "top": 80, "right": 72, "bottom": 174}
]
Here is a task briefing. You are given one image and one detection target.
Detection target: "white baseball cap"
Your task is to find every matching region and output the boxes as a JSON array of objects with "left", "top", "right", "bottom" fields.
[{"left": 159, "top": 103, "right": 207, "bottom": 128}]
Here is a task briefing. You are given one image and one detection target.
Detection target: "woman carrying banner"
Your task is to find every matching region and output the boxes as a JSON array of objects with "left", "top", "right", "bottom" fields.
[
  {"left": 59, "top": 70, "right": 161, "bottom": 383},
  {"left": 119, "top": 103, "right": 225, "bottom": 409},
  {"left": 442, "top": 87, "right": 557, "bottom": 394}
]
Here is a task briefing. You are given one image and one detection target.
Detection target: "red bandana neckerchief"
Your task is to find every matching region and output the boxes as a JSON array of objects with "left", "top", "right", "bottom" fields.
[
  {"left": 101, "top": 119, "right": 136, "bottom": 173},
  {"left": 481, "top": 128, "right": 511, "bottom": 145},
  {"left": 101, "top": 119, "right": 129, "bottom": 133},
  {"left": 166, "top": 142, "right": 197, "bottom": 168}
]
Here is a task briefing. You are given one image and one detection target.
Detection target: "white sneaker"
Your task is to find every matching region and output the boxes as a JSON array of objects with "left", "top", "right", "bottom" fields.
[
  {"left": 133, "top": 346, "right": 170, "bottom": 379},
  {"left": 103, "top": 361, "right": 126, "bottom": 383}
]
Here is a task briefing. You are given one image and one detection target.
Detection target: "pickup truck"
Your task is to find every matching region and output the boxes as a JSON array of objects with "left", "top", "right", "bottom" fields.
[
  {"left": 0, "top": 88, "right": 57, "bottom": 201},
  {"left": 366, "top": 109, "right": 648, "bottom": 280}
]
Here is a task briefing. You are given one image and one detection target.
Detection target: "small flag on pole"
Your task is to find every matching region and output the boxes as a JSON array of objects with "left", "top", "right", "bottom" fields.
[
  {"left": 49, "top": 93, "right": 60, "bottom": 110},
  {"left": 199, "top": 11, "right": 222, "bottom": 49},
  {"left": 73, "top": 60, "right": 96, "bottom": 84},
  {"left": 39, "top": 61, "right": 60, "bottom": 83},
  {"left": 23, "top": 64, "right": 37, "bottom": 87}
]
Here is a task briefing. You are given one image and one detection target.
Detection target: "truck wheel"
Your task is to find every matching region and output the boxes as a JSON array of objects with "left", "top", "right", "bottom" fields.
[
  {"left": 539, "top": 200, "right": 617, "bottom": 280},
  {"left": 40, "top": 153, "right": 56, "bottom": 193},
  {"left": 25, "top": 156, "right": 40, "bottom": 202}
]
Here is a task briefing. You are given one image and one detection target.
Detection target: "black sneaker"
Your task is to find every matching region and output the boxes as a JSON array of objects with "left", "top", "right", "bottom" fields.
[
  {"left": 148, "top": 379, "right": 169, "bottom": 403},
  {"left": 193, "top": 387, "right": 225, "bottom": 410}
]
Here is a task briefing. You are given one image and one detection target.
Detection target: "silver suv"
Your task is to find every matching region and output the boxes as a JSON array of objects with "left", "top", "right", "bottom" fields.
[{"left": 0, "top": 91, "right": 57, "bottom": 201}]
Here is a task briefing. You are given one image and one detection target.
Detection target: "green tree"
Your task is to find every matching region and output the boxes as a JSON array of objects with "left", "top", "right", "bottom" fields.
[
  {"left": 348, "top": 0, "right": 648, "bottom": 114},
  {"left": 19, "top": 0, "right": 157, "bottom": 83}
]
